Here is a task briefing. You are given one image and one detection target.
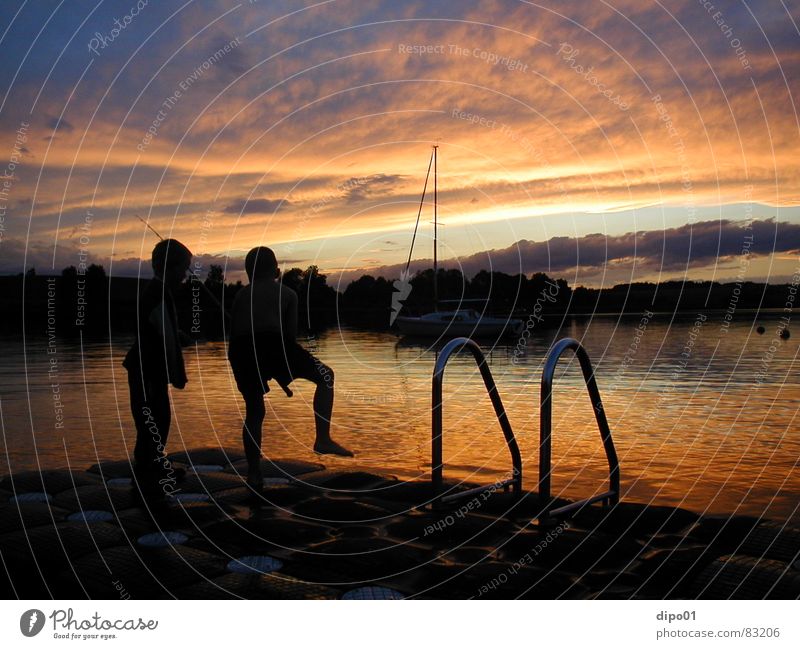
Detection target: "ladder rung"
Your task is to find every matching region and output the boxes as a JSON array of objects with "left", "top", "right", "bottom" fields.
[
  {"left": 439, "top": 478, "right": 517, "bottom": 504},
  {"left": 547, "top": 490, "right": 617, "bottom": 517}
]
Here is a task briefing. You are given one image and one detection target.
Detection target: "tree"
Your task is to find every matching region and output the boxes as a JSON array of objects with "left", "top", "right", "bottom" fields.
[
  {"left": 85, "top": 264, "right": 107, "bottom": 282},
  {"left": 281, "top": 267, "right": 304, "bottom": 294},
  {"left": 204, "top": 264, "right": 225, "bottom": 301},
  {"left": 205, "top": 264, "right": 224, "bottom": 290}
]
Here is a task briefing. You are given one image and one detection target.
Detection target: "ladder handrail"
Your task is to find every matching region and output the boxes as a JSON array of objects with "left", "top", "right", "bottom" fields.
[
  {"left": 432, "top": 337, "right": 522, "bottom": 499},
  {"left": 539, "top": 337, "right": 620, "bottom": 515}
]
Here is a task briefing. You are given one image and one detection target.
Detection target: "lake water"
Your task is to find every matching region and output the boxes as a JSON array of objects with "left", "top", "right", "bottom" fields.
[{"left": 2, "top": 312, "right": 798, "bottom": 522}]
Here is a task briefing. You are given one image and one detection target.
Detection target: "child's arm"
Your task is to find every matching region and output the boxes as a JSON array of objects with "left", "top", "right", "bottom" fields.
[{"left": 148, "top": 302, "right": 186, "bottom": 388}]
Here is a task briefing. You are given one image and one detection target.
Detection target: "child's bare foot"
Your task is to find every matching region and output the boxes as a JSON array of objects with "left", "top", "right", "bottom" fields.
[{"left": 313, "top": 439, "right": 354, "bottom": 457}]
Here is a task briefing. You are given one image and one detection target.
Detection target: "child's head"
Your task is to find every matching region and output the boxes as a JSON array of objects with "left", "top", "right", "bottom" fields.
[
  {"left": 245, "top": 246, "right": 278, "bottom": 282},
  {"left": 151, "top": 239, "right": 192, "bottom": 286}
]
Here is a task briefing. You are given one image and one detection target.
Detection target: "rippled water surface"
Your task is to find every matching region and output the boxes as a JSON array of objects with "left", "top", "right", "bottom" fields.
[{"left": 2, "top": 312, "right": 798, "bottom": 521}]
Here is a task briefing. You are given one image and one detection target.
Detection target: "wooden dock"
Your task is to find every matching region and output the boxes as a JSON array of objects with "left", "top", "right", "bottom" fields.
[{"left": 1, "top": 447, "right": 798, "bottom": 599}]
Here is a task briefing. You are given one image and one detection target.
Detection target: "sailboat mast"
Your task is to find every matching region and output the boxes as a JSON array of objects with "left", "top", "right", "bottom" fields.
[{"left": 433, "top": 144, "right": 438, "bottom": 311}]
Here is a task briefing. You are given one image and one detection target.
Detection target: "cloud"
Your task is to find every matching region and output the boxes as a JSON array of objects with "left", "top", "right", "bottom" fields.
[
  {"left": 223, "top": 198, "right": 291, "bottom": 214},
  {"left": 504, "top": 218, "right": 800, "bottom": 274},
  {"left": 46, "top": 116, "right": 74, "bottom": 133},
  {"left": 0, "top": 0, "right": 796, "bottom": 280},
  {"left": 335, "top": 218, "right": 800, "bottom": 284},
  {"left": 343, "top": 174, "right": 405, "bottom": 203}
]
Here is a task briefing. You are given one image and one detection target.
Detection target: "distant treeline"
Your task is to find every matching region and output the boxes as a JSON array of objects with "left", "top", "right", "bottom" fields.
[{"left": 2, "top": 264, "right": 794, "bottom": 337}]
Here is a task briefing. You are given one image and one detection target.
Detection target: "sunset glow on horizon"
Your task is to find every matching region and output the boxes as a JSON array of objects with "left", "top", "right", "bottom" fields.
[{"left": 1, "top": 0, "right": 798, "bottom": 287}]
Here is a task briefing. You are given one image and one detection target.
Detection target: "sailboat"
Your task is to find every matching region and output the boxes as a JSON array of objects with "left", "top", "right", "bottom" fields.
[{"left": 394, "top": 146, "right": 524, "bottom": 338}]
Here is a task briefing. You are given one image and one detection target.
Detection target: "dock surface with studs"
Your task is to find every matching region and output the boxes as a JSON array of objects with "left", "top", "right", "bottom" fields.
[{"left": 1, "top": 447, "right": 798, "bottom": 599}]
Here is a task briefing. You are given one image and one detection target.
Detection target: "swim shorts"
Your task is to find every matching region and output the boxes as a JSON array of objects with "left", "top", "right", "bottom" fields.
[{"left": 228, "top": 332, "right": 327, "bottom": 396}]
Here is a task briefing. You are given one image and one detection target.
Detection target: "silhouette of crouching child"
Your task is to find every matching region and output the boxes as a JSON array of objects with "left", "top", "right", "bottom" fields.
[
  {"left": 123, "top": 239, "right": 192, "bottom": 498},
  {"left": 228, "top": 246, "right": 353, "bottom": 493}
]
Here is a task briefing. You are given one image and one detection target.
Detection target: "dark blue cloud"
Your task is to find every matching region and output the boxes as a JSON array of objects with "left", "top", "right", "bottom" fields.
[
  {"left": 348, "top": 217, "right": 800, "bottom": 282},
  {"left": 224, "top": 197, "right": 289, "bottom": 214},
  {"left": 46, "top": 116, "right": 73, "bottom": 132}
]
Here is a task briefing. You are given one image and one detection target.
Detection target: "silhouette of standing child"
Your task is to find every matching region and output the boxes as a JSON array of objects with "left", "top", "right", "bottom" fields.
[
  {"left": 123, "top": 239, "right": 192, "bottom": 498},
  {"left": 228, "top": 246, "right": 352, "bottom": 492}
]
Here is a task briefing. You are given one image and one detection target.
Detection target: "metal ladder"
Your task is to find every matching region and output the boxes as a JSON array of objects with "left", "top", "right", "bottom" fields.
[
  {"left": 539, "top": 337, "right": 620, "bottom": 518},
  {"left": 429, "top": 336, "right": 619, "bottom": 516},
  {"left": 431, "top": 337, "right": 523, "bottom": 504}
]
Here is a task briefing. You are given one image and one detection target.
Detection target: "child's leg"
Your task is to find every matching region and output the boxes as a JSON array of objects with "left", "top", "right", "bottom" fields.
[
  {"left": 129, "top": 370, "right": 170, "bottom": 470},
  {"left": 312, "top": 361, "right": 334, "bottom": 442},
  {"left": 242, "top": 391, "right": 265, "bottom": 476},
  {"left": 307, "top": 361, "right": 353, "bottom": 457},
  {"left": 128, "top": 371, "right": 175, "bottom": 499}
]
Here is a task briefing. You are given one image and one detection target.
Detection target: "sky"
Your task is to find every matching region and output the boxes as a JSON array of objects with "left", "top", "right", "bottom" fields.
[{"left": 0, "top": 0, "right": 798, "bottom": 288}]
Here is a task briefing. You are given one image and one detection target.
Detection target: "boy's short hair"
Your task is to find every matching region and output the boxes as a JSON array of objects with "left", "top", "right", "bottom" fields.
[
  {"left": 245, "top": 246, "right": 278, "bottom": 281},
  {"left": 151, "top": 239, "right": 192, "bottom": 275}
]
